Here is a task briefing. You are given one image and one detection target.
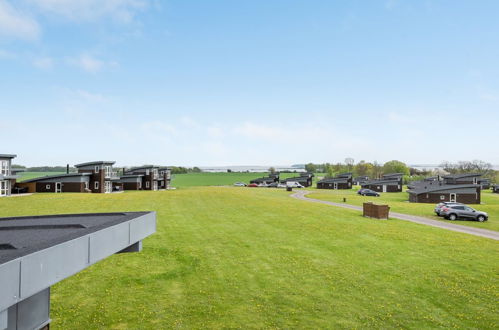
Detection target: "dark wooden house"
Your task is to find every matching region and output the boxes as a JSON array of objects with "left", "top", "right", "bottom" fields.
[
  {"left": 0, "top": 154, "right": 19, "bottom": 197},
  {"left": 407, "top": 176, "right": 439, "bottom": 190},
  {"left": 115, "top": 174, "right": 144, "bottom": 190},
  {"left": 492, "top": 184, "right": 499, "bottom": 193},
  {"left": 317, "top": 172, "right": 353, "bottom": 189},
  {"left": 74, "top": 161, "right": 119, "bottom": 193},
  {"left": 361, "top": 179, "right": 401, "bottom": 192},
  {"left": 250, "top": 173, "right": 280, "bottom": 185},
  {"left": 408, "top": 183, "right": 481, "bottom": 204},
  {"left": 360, "top": 173, "right": 403, "bottom": 192},
  {"left": 18, "top": 173, "right": 92, "bottom": 193},
  {"left": 478, "top": 178, "right": 491, "bottom": 190},
  {"left": 442, "top": 173, "right": 481, "bottom": 185},
  {"left": 124, "top": 166, "right": 160, "bottom": 190},
  {"left": 353, "top": 176, "right": 369, "bottom": 186},
  {"left": 280, "top": 172, "right": 314, "bottom": 187}
]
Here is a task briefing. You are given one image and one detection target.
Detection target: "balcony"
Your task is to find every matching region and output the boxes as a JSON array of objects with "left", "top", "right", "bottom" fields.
[{"left": 105, "top": 171, "right": 120, "bottom": 179}]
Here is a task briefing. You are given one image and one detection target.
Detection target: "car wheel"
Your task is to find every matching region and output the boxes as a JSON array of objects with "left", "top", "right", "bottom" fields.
[
  {"left": 448, "top": 214, "right": 457, "bottom": 221},
  {"left": 477, "top": 215, "right": 486, "bottom": 222}
]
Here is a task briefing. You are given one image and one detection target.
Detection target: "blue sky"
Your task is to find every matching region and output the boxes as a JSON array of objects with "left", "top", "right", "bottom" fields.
[{"left": 1, "top": 0, "right": 498, "bottom": 167}]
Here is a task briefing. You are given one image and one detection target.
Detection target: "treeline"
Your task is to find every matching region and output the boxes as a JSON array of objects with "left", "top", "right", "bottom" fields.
[
  {"left": 170, "top": 166, "right": 202, "bottom": 174},
  {"left": 304, "top": 159, "right": 498, "bottom": 183},
  {"left": 305, "top": 159, "right": 411, "bottom": 178},
  {"left": 12, "top": 165, "right": 73, "bottom": 172}
]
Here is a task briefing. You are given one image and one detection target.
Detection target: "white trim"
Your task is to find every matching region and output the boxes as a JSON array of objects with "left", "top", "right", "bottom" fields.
[
  {"left": 55, "top": 182, "right": 62, "bottom": 193},
  {"left": 146, "top": 181, "right": 150, "bottom": 188},
  {"left": 450, "top": 193, "right": 457, "bottom": 202},
  {"left": 95, "top": 181, "right": 99, "bottom": 190},
  {"left": 46, "top": 184, "right": 51, "bottom": 190},
  {"left": 94, "top": 166, "right": 99, "bottom": 174}
]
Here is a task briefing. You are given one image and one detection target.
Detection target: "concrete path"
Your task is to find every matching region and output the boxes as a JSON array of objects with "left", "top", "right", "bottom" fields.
[{"left": 291, "top": 190, "right": 499, "bottom": 241}]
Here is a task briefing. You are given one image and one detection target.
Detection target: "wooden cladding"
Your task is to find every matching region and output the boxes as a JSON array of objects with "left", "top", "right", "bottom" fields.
[{"left": 363, "top": 202, "right": 390, "bottom": 219}]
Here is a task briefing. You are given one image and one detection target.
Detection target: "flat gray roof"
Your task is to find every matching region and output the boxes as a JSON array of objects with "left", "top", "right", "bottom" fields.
[
  {"left": 0, "top": 212, "right": 156, "bottom": 317},
  {"left": 0, "top": 154, "right": 16, "bottom": 159},
  {"left": 408, "top": 184, "right": 479, "bottom": 194}
]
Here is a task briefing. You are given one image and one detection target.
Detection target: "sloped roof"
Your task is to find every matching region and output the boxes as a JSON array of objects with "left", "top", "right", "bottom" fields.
[
  {"left": 74, "top": 161, "right": 116, "bottom": 167},
  {"left": 408, "top": 184, "right": 479, "bottom": 194},
  {"left": 443, "top": 173, "right": 482, "bottom": 179}
]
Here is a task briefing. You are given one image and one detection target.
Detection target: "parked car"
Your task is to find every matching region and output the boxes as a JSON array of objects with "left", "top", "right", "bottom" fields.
[
  {"left": 277, "top": 183, "right": 287, "bottom": 188},
  {"left": 234, "top": 182, "right": 247, "bottom": 187},
  {"left": 440, "top": 205, "right": 488, "bottom": 222},
  {"left": 267, "top": 182, "right": 279, "bottom": 188},
  {"left": 248, "top": 183, "right": 258, "bottom": 187},
  {"left": 357, "top": 188, "right": 368, "bottom": 195},
  {"left": 360, "top": 189, "right": 380, "bottom": 197},
  {"left": 434, "top": 202, "right": 463, "bottom": 216},
  {"left": 286, "top": 181, "right": 304, "bottom": 188}
]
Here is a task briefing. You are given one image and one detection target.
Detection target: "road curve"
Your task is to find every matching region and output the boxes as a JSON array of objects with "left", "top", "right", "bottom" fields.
[{"left": 290, "top": 190, "right": 499, "bottom": 241}]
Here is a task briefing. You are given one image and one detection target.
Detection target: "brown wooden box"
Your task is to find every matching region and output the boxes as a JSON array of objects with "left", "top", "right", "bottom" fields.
[{"left": 363, "top": 202, "right": 390, "bottom": 219}]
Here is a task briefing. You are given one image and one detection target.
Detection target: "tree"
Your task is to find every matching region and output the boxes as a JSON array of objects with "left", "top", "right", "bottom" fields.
[
  {"left": 354, "top": 161, "right": 373, "bottom": 176},
  {"left": 344, "top": 157, "right": 355, "bottom": 170},
  {"left": 305, "top": 163, "right": 317, "bottom": 173},
  {"left": 268, "top": 167, "right": 276, "bottom": 174},
  {"left": 382, "top": 160, "right": 409, "bottom": 176}
]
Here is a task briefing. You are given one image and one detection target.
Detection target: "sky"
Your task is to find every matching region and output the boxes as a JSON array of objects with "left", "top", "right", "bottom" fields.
[{"left": 0, "top": 0, "right": 498, "bottom": 167}]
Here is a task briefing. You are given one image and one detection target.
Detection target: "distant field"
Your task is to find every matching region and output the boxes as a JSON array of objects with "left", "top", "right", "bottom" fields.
[
  {"left": 0, "top": 187, "right": 497, "bottom": 328},
  {"left": 309, "top": 186, "right": 499, "bottom": 232},
  {"left": 170, "top": 172, "right": 325, "bottom": 188},
  {"left": 18, "top": 171, "right": 66, "bottom": 182}
]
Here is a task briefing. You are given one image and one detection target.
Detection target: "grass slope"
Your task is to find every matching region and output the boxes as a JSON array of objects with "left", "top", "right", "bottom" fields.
[
  {"left": 18, "top": 171, "right": 66, "bottom": 182},
  {"left": 309, "top": 187, "right": 499, "bottom": 232},
  {"left": 171, "top": 172, "right": 321, "bottom": 188},
  {"left": 0, "top": 188, "right": 497, "bottom": 328}
]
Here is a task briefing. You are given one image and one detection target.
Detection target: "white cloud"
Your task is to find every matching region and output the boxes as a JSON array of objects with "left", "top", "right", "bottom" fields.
[
  {"left": 27, "top": 0, "right": 147, "bottom": 23},
  {"left": 0, "top": 0, "right": 40, "bottom": 40},
  {"left": 32, "top": 56, "right": 53, "bottom": 69},
  {"left": 67, "top": 54, "right": 117, "bottom": 73}
]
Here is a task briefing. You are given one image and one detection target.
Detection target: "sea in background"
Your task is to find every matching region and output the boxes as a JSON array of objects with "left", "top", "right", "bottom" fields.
[{"left": 200, "top": 164, "right": 499, "bottom": 173}]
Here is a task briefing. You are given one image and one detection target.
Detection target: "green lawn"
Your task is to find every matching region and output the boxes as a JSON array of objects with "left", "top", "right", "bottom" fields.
[
  {"left": 308, "top": 186, "right": 499, "bottom": 232},
  {"left": 170, "top": 172, "right": 320, "bottom": 188},
  {"left": 18, "top": 171, "right": 66, "bottom": 182},
  {"left": 0, "top": 187, "right": 497, "bottom": 328}
]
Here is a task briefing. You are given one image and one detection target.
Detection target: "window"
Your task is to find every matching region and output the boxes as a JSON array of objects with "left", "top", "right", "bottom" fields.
[
  {"left": 146, "top": 181, "right": 150, "bottom": 188},
  {"left": 85, "top": 182, "right": 89, "bottom": 190},
  {"left": 95, "top": 166, "right": 99, "bottom": 173},
  {"left": 440, "top": 195, "right": 445, "bottom": 200},
  {"left": 146, "top": 169, "right": 150, "bottom": 175},
  {"left": 0, "top": 181, "right": 8, "bottom": 196},
  {"left": 95, "top": 181, "right": 99, "bottom": 190},
  {"left": 46, "top": 184, "right": 51, "bottom": 189},
  {"left": 138, "top": 181, "right": 142, "bottom": 189},
  {"left": 0, "top": 160, "right": 9, "bottom": 175}
]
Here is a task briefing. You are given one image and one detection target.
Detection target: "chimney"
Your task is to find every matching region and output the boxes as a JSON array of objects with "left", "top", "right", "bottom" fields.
[{"left": 67, "top": 164, "right": 69, "bottom": 174}]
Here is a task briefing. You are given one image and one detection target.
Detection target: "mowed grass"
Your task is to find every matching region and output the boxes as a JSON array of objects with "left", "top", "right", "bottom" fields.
[
  {"left": 18, "top": 171, "right": 66, "bottom": 182},
  {"left": 171, "top": 172, "right": 319, "bottom": 188},
  {"left": 309, "top": 186, "right": 499, "bottom": 232},
  {"left": 0, "top": 187, "right": 498, "bottom": 328}
]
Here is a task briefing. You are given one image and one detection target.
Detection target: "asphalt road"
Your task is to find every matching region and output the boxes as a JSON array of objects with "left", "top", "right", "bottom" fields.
[{"left": 291, "top": 190, "right": 499, "bottom": 241}]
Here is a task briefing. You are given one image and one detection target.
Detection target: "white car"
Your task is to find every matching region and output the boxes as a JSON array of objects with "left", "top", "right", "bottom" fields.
[
  {"left": 233, "top": 182, "right": 247, "bottom": 187},
  {"left": 277, "top": 183, "right": 287, "bottom": 188},
  {"left": 286, "top": 181, "right": 304, "bottom": 188}
]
